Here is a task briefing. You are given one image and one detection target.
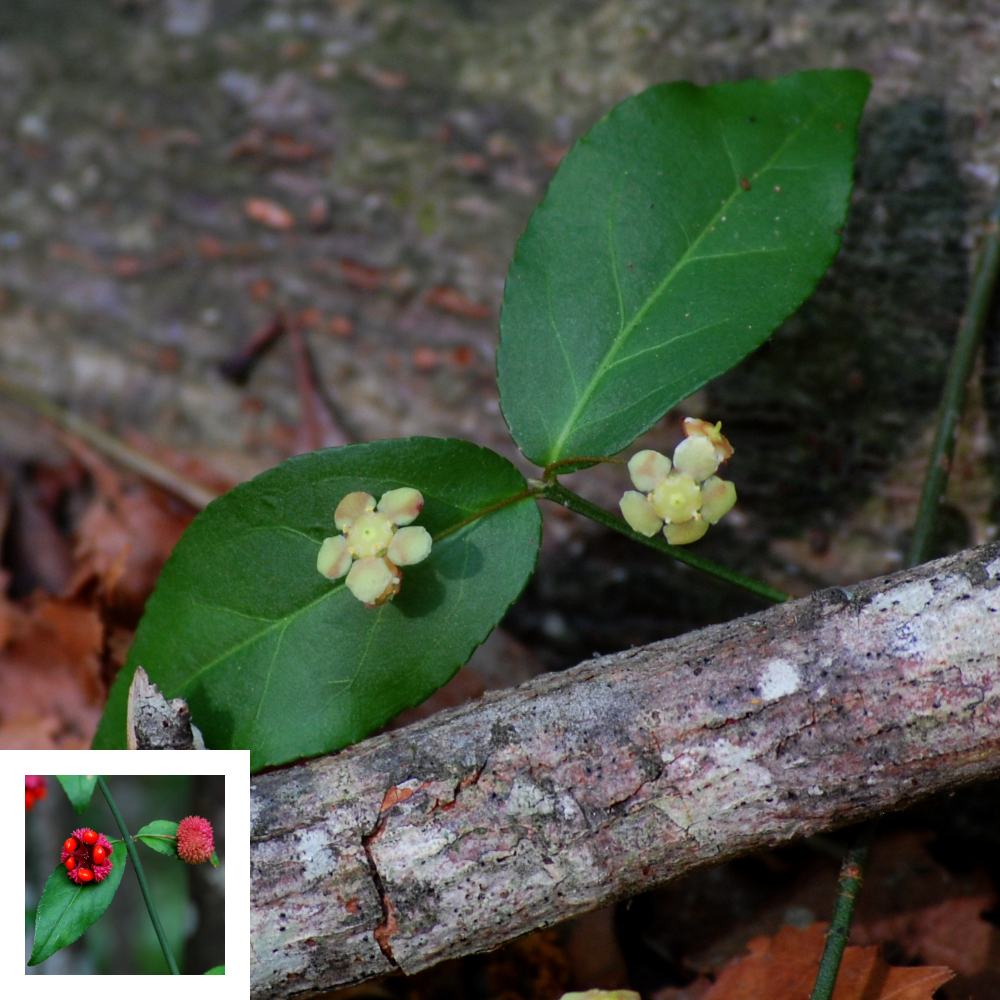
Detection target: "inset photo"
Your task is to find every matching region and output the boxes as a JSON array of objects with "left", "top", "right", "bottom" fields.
[{"left": 24, "top": 774, "right": 224, "bottom": 976}]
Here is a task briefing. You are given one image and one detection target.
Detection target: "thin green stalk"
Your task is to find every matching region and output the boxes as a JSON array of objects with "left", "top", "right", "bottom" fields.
[
  {"left": 97, "top": 776, "right": 180, "bottom": 975},
  {"left": 909, "top": 200, "right": 1000, "bottom": 567},
  {"left": 809, "top": 825, "right": 874, "bottom": 1000},
  {"left": 543, "top": 482, "right": 789, "bottom": 604}
]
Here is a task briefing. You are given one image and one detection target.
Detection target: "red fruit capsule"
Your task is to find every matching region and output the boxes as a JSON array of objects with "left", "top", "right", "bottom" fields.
[
  {"left": 81, "top": 829, "right": 98, "bottom": 846},
  {"left": 76, "top": 868, "right": 94, "bottom": 882},
  {"left": 65, "top": 858, "right": 75, "bottom": 871},
  {"left": 92, "top": 844, "right": 107, "bottom": 865},
  {"left": 63, "top": 837, "right": 78, "bottom": 853}
]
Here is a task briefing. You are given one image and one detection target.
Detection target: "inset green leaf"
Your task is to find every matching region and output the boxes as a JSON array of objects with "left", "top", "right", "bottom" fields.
[
  {"left": 92, "top": 438, "right": 542, "bottom": 770},
  {"left": 205, "top": 966, "right": 225, "bottom": 974},
  {"left": 134, "top": 820, "right": 179, "bottom": 858},
  {"left": 497, "top": 69, "right": 871, "bottom": 466},
  {"left": 28, "top": 839, "right": 127, "bottom": 966},
  {"left": 56, "top": 775, "right": 98, "bottom": 814}
]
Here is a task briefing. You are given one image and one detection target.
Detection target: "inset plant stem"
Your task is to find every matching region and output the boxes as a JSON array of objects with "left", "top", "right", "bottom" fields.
[
  {"left": 97, "top": 777, "right": 180, "bottom": 975},
  {"left": 809, "top": 824, "right": 874, "bottom": 1000},
  {"left": 543, "top": 482, "right": 789, "bottom": 604},
  {"left": 909, "top": 198, "right": 1000, "bottom": 567}
]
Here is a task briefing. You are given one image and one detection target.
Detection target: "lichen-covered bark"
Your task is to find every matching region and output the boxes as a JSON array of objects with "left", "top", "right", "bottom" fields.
[{"left": 250, "top": 542, "right": 1000, "bottom": 999}]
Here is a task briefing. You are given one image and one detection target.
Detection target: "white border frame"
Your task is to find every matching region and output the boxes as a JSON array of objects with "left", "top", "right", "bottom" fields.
[{"left": 10, "top": 750, "right": 248, "bottom": 994}]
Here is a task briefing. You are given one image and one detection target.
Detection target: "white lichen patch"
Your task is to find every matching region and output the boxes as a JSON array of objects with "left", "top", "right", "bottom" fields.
[
  {"left": 987, "top": 554, "right": 1000, "bottom": 580},
  {"left": 296, "top": 825, "right": 338, "bottom": 883},
  {"left": 505, "top": 778, "right": 556, "bottom": 817},
  {"left": 758, "top": 658, "right": 801, "bottom": 701},
  {"left": 868, "top": 579, "right": 934, "bottom": 617}
]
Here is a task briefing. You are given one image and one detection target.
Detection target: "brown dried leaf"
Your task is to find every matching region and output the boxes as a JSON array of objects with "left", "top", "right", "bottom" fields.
[
  {"left": 424, "top": 284, "right": 492, "bottom": 320},
  {"left": 853, "top": 895, "right": 996, "bottom": 978},
  {"left": 700, "top": 923, "right": 953, "bottom": 1000},
  {"left": 245, "top": 197, "right": 295, "bottom": 230},
  {"left": 0, "top": 596, "right": 104, "bottom": 749},
  {"left": 66, "top": 442, "right": 193, "bottom": 625}
]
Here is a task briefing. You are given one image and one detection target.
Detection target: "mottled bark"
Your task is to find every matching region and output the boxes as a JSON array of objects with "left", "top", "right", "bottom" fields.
[{"left": 250, "top": 542, "right": 1000, "bottom": 1000}]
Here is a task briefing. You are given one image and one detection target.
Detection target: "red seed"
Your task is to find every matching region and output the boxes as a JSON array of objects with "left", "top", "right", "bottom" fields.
[
  {"left": 63, "top": 837, "right": 78, "bottom": 853},
  {"left": 92, "top": 845, "right": 107, "bottom": 865},
  {"left": 81, "top": 829, "right": 98, "bottom": 845},
  {"left": 77, "top": 868, "right": 94, "bottom": 882},
  {"left": 65, "top": 858, "right": 75, "bottom": 871}
]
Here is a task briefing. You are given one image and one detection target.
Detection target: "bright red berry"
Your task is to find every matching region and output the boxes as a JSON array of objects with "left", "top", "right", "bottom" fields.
[
  {"left": 62, "top": 828, "right": 114, "bottom": 885},
  {"left": 25, "top": 791, "right": 32, "bottom": 810}
]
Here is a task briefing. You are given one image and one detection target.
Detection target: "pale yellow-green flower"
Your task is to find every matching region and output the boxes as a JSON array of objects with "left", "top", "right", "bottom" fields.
[
  {"left": 317, "top": 488, "right": 432, "bottom": 605},
  {"left": 618, "top": 422, "right": 737, "bottom": 546}
]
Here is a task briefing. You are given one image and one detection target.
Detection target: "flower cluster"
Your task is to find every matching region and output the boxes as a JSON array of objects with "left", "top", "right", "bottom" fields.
[
  {"left": 60, "top": 828, "right": 114, "bottom": 885},
  {"left": 25, "top": 775, "right": 47, "bottom": 812},
  {"left": 176, "top": 815, "right": 215, "bottom": 865},
  {"left": 317, "top": 488, "right": 432, "bottom": 606},
  {"left": 619, "top": 418, "right": 737, "bottom": 545}
]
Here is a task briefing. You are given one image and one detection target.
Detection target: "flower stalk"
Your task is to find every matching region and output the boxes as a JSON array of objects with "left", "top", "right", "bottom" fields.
[
  {"left": 542, "top": 482, "right": 788, "bottom": 604},
  {"left": 97, "top": 776, "right": 180, "bottom": 975}
]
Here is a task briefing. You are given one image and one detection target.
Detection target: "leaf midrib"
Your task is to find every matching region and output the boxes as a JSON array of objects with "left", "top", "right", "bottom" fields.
[{"left": 546, "top": 97, "right": 827, "bottom": 463}]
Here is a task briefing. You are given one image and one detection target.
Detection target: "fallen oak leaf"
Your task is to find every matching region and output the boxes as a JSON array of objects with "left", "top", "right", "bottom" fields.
[
  {"left": 696, "top": 923, "right": 952, "bottom": 1000},
  {"left": 852, "top": 894, "right": 996, "bottom": 978}
]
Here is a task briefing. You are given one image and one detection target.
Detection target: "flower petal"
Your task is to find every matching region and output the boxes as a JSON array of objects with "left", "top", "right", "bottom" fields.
[
  {"left": 672, "top": 436, "right": 719, "bottom": 482},
  {"left": 387, "top": 525, "right": 432, "bottom": 565},
  {"left": 683, "top": 417, "right": 734, "bottom": 462},
  {"left": 346, "top": 511, "right": 396, "bottom": 558},
  {"left": 664, "top": 517, "right": 709, "bottom": 545},
  {"left": 377, "top": 487, "right": 424, "bottom": 526},
  {"left": 335, "top": 491, "right": 376, "bottom": 530},
  {"left": 317, "top": 535, "right": 352, "bottom": 579},
  {"left": 627, "top": 449, "right": 671, "bottom": 492},
  {"left": 346, "top": 557, "right": 398, "bottom": 605},
  {"left": 650, "top": 471, "right": 702, "bottom": 523},
  {"left": 701, "top": 477, "right": 737, "bottom": 524},
  {"left": 619, "top": 491, "right": 664, "bottom": 536}
]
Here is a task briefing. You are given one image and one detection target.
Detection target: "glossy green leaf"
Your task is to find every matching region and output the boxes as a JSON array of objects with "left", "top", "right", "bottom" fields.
[
  {"left": 205, "top": 966, "right": 225, "bottom": 975},
  {"left": 209, "top": 849, "right": 220, "bottom": 868},
  {"left": 134, "top": 820, "right": 179, "bottom": 858},
  {"left": 56, "top": 775, "right": 98, "bottom": 814},
  {"left": 497, "top": 69, "right": 871, "bottom": 466},
  {"left": 28, "top": 839, "right": 127, "bottom": 966},
  {"left": 92, "top": 438, "right": 542, "bottom": 770}
]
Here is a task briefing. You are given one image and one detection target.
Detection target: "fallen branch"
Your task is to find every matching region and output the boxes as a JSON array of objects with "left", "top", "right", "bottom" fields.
[{"left": 250, "top": 541, "right": 1000, "bottom": 999}]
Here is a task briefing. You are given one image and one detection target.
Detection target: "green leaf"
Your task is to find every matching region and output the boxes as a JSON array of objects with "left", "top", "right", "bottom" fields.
[
  {"left": 209, "top": 849, "right": 220, "bottom": 868},
  {"left": 205, "top": 966, "right": 225, "bottom": 974},
  {"left": 92, "top": 438, "right": 542, "bottom": 770},
  {"left": 497, "top": 69, "right": 871, "bottom": 467},
  {"left": 55, "top": 775, "right": 98, "bottom": 814},
  {"left": 28, "top": 839, "right": 127, "bottom": 966},
  {"left": 134, "top": 820, "right": 179, "bottom": 858}
]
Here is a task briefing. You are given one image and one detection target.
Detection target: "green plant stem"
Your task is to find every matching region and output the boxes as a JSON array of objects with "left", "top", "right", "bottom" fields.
[
  {"left": 809, "top": 825, "right": 874, "bottom": 1000},
  {"left": 543, "top": 482, "right": 789, "bottom": 604},
  {"left": 908, "top": 201, "right": 1000, "bottom": 567},
  {"left": 97, "top": 776, "right": 180, "bottom": 975}
]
